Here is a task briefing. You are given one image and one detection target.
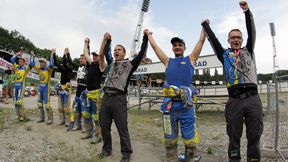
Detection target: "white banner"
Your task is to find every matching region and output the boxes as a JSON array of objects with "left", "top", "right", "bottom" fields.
[
  {"left": 0, "top": 56, "right": 39, "bottom": 80},
  {"left": 133, "top": 54, "right": 222, "bottom": 75},
  {"left": 0, "top": 57, "right": 13, "bottom": 70}
]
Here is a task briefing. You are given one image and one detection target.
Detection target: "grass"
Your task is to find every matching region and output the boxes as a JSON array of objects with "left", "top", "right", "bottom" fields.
[{"left": 128, "top": 109, "right": 163, "bottom": 147}]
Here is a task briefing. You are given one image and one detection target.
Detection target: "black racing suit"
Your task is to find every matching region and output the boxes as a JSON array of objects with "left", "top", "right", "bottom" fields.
[
  {"left": 202, "top": 9, "right": 263, "bottom": 162},
  {"left": 100, "top": 35, "right": 148, "bottom": 158}
]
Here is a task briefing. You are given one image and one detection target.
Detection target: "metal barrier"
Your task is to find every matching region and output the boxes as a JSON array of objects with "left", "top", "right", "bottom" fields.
[
  {"left": 261, "top": 76, "right": 288, "bottom": 161},
  {"left": 127, "top": 86, "right": 228, "bottom": 110}
]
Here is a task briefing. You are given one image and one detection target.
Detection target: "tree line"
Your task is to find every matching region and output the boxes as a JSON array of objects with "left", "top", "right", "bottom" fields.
[{"left": 0, "top": 26, "right": 81, "bottom": 68}]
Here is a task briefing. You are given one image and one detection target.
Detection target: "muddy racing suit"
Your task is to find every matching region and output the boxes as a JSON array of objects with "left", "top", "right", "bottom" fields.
[
  {"left": 69, "top": 63, "right": 89, "bottom": 130},
  {"left": 54, "top": 53, "right": 74, "bottom": 126},
  {"left": 202, "top": 9, "right": 263, "bottom": 162},
  {"left": 82, "top": 40, "right": 113, "bottom": 140},
  {"left": 161, "top": 56, "right": 199, "bottom": 162},
  {"left": 32, "top": 56, "right": 55, "bottom": 124},
  {"left": 10, "top": 55, "right": 34, "bottom": 121}
]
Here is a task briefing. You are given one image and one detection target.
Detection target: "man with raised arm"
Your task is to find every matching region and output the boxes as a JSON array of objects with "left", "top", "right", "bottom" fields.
[
  {"left": 31, "top": 49, "right": 55, "bottom": 125},
  {"left": 54, "top": 48, "right": 74, "bottom": 127},
  {"left": 98, "top": 31, "right": 148, "bottom": 162},
  {"left": 81, "top": 33, "right": 113, "bottom": 143},
  {"left": 67, "top": 52, "right": 88, "bottom": 131},
  {"left": 201, "top": 1, "right": 263, "bottom": 161},
  {"left": 10, "top": 48, "right": 34, "bottom": 121},
  {"left": 144, "top": 26, "right": 206, "bottom": 162}
]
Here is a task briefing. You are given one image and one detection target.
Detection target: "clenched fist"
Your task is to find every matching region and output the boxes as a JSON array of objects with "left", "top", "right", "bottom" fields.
[{"left": 239, "top": 1, "right": 249, "bottom": 11}]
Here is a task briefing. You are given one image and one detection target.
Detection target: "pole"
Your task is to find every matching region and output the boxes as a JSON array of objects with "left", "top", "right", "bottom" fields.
[
  {"left": 270, "top": 22, "right": 280, "bottom": 150},
  {"left": 130, "top": 0, "right": 150, "bottom": 59}
]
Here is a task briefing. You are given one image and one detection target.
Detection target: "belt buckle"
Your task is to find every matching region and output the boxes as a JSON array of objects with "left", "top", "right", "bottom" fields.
[{"left": 239, "top": 93, "right": 246, "bottom": 99}]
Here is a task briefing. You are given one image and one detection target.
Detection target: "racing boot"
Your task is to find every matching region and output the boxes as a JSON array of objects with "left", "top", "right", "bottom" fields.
[
  {"left": 81, "top": 120, "right": 93, "bottom": 139},
  {"left": 58, "top": 112, "right": 65, "bottom": 125},
  {"left": 37, "top": 108, "right": 45, "bottom": 123},
  {"left": 184, "top": 142, "right": 201, "bottom": 162},
  {"left": 165, "top": 140, "right": 178, "bottom": 162},
  {"left": 46, "top": 107, "right": 54, "bottom": 125}
]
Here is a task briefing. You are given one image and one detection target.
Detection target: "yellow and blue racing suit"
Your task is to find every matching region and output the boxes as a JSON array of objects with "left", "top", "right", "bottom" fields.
[
  {"left": 161, "top": 56, "right": 198, "bottom": 160},
  {"left": 10, "top": 55, "right": 34, "bottom": 120},
  {"left": 32, "top": 57, "right": 54, "bottom": 123},
  {"left": 54, "top": 53, "right": 74, "bottom": 126}
]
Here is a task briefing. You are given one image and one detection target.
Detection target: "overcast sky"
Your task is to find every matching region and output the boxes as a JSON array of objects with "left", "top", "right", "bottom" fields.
[{"left": 0, "top": 0, "right": 287, "bottom": 74}]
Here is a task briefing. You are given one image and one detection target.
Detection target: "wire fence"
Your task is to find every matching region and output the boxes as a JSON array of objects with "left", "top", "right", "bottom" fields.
[{"left": 261, "top": 76, "right": 288, "bottom": 161}]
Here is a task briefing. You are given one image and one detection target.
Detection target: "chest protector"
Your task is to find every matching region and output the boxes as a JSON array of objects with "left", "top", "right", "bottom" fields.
[{"left": 166, "top": 56, "right": 194, "bottom": 87}]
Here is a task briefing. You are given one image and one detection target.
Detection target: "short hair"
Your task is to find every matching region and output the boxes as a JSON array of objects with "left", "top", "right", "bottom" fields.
[
  {"left": 80, "top": 54, "right": 85, "bottom": 57},
  {"left": 116, "top": 44, "right": 126, "bottom": 54},
  {"left": 228, "top": 29, "right": 242, "bottom": 38},
  {"left": 91, "top": 52, "right": 98, "bottom": 56}
]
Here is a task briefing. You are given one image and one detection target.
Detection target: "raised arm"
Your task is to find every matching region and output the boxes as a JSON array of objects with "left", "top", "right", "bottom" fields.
[
  {"left": 28, "top": 50, "right": 36, "bottom": 69},
  {"left": 10, "top": 53, "right": 19, "bottom": 65},
  {"left": 65, "top": 48, "right": 76, "bottom": 69},
  {"left": 83, "top": 38, "right": 93, "bottom": 64},
  {"left": 104, "top": 38, "right": 113, "bottom": 66},
  {"left": 144, "top": 29, "right": 169, "bottom": 66},
  {"left": 201, "top": 20, "right": 225, "bottom": 64},
  {"left": 131, "top": 32, "right": 148, "bottom": 68},
  {"left": 48, "top": 48, "right": 55, "bottom": 69},
  {"left": 53, "top": 50, "right": 60, "bottom": 69},
  {"left": 240, "top": 1, "right": 256, "bottom": 55},
  {"left": 99, "top": 33, "right": 113, "bottom": 72},
  {"left": 189, "top": 28, "right": 206, "bottom": 64}
]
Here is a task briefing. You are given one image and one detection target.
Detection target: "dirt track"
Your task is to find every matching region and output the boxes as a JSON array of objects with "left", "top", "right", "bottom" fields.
[
  {"left": 0, "top": 96, "right": 285, "bottom": 162},
  {"left": 0, "top": 96, "right": 163, "bottom": 162}
]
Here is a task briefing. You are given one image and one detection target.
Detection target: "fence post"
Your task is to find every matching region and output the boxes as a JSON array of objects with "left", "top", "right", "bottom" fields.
[
  {"left": 275, "top": 78, "right": 280, "bottom": 150},
  {"left": 138, "top": 86, "right": 142, "bottom": 110}
]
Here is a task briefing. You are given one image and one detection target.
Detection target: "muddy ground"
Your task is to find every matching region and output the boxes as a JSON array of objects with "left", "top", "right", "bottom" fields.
[{"left": 0, "top": 96, "right": 286, "bottom": 162}]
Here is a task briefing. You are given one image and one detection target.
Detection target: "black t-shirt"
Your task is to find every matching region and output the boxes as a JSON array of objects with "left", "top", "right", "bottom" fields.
[
  {"left": 87, "top": 62, "right": 103, "bottom": 90},
  {"left": 54, "top": 53, "right": 73, "bottom": 85}
]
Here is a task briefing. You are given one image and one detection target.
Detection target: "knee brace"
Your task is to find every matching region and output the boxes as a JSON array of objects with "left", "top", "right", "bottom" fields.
[
  {"left": 37, "top": 102, "right": 43, "bottom": 109},
  {"left": 92, "top": 114, "right": 99, "bottom": 121},
  {"left": 14, "top": 100, "right": 22, "bottom": 106},
  {"left": 83, "top": 111, "right": 91, "bottom": 119},
  {"left": 14, "top": 102, "right": 20, "bottom": 106},
  {"left": 183, "top": 130, "right": 199, "bottom": 145},
  {"left": 44, "top": 103, "right": 52, "bottom": 110},
  {"left": 164, "top": 139, "right": 178, "bottom": 148}
]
